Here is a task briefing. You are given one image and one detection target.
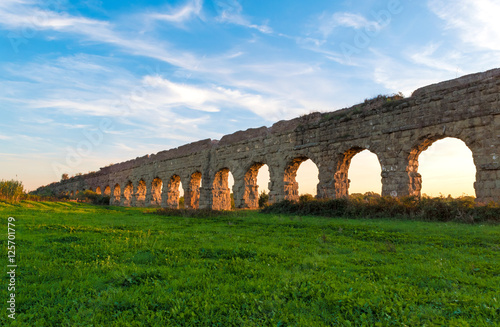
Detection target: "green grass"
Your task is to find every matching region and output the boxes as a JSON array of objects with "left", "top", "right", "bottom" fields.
[{"left": 1, "top": 201, "right": 499, "bottom": 326}]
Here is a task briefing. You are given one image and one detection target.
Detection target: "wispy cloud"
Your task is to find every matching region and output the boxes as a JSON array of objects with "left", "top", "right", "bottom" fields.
[
  {"left": 370, "top": 49, "right": 454, "bottom": 96},
  {"left": 408, "top": 43, "right": 463, "bottom": 73},
  {"left": 429, "top": 0, "right": 500, "bottom": 51},
  {"left": 148, "top": 0, "right": 203, "bottom": 24},
  {"left": 214, "top": 0, "right": 272, "bottom": 33},
  {"left": 0, "top": 0, "right": 199, "bottom": 70},
  {"left": 317, "top": 12, "right": 382, "bottom": 38}
]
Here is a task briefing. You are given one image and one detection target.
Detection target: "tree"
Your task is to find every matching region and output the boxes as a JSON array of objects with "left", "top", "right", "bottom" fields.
[{"left": 61, "top": 173, "right": 69, "bottom": 181}]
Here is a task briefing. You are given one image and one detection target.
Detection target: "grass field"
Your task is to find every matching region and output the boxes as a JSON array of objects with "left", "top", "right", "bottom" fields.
[{"left": 0, "top": 201, "right": 499, "bottom": 326}]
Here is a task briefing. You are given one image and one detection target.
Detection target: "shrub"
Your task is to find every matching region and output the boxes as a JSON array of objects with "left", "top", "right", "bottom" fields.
[
  {"left": 299, "top": 193, "right": 315, "bottom": 203},
  {"left": 76, "top": 190, "right": 110, "bottom": 205},
  {"left": 261, "top": 193, "right": 500, "bottom": 223},
  {"left": 0, "top": 179, "right": 25, "bottom": 202},
  {"left": 258, "top": 191, "right": 269, "bottom": 208},
  {"left": 230, "top": 193, "right": 235, "bottom": 210}
]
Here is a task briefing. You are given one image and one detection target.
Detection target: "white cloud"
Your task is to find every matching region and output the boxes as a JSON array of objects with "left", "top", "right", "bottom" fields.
[
  {"left": 149, "top": 0, "right": 203, "bottom": 24},
  {"left": 429, "top": 0, "right": 500, "bottom": 51},
  {"left": 215, "top": 0, "right": 272, "bottom": 33},
  {"left": 142, "top": 76, "right": 221, "bottom": 113},
  {"left": 143, "top": 75, "right": 305, "bottom": 121},
  {"left": 373, "top": 59, "right": 453, "bottom": 96},
  {"left": 318, "top": 12, "right": 382, "bottom": 38},
  {"left": 409, "top": 43, "right": 463, "bottom": 73},
  {"left": 0, "top": 0, "right": 199, "bottom": 70}
]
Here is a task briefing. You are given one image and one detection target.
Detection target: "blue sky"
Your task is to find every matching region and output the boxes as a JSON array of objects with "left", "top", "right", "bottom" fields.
[{"left": 0, "top": 0, "right": 498, "bottom": 193}]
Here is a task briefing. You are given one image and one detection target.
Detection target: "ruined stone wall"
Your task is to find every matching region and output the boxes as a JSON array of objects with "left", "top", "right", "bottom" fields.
[{"left": 37, "top": 68, "right": 500, "bottom": 207}]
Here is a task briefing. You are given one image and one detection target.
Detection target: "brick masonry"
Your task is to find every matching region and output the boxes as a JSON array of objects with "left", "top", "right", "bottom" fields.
[{"left": 36, "top": 68, "right": 500, "bottom": 208}]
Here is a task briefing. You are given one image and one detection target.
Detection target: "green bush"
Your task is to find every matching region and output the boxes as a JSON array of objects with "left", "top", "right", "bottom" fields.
[
  {"left": 0, "top": 179, "right": 25, "bottom": 202},
  {"left": 261, "top": 193, "right": 500, "bottom": 223},
  {"left": 299, "top": 193, "right": 315, "bottom": 203},
  {"left": 76, "top": 190, "right": 110, "bottom": 205},
  {"left": 258, "top": 191, "right": 269, "bottom": 208}
]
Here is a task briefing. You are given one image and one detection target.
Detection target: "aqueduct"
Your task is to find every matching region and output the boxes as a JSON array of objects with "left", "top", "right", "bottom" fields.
[{"left": 37, "top": 69, "right": 500, "bottom": 208}]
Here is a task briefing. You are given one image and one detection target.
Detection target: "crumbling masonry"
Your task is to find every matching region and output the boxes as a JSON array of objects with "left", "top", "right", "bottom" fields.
[{"left": 37, "top": 69, "right": 500, "bottom": 208}]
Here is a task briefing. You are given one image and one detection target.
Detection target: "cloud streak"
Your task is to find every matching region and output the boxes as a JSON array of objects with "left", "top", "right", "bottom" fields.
[
  {"left": 214, "top": 0, "right": 272, "bottom": 33},
  {"left": 429, "top": 0, "right": 500, "bottom": 51},
  {"left": 317, "top": 12, "right": 382, "bottom": 38},
  {"left": 149, "top": 0, "right": 203, "bottom": 24}
]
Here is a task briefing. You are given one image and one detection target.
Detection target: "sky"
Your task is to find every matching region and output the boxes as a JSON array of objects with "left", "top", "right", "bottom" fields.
[{"left": 0, "top": 0, "right": 498, "bottom": 196}]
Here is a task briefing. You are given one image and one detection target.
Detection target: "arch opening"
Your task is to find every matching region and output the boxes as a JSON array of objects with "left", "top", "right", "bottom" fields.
[
  {"left": 104, "top": 186, "right": 111, "bottom": 196},
  {"left": 285, "top": 157, "right": 319, "bottom": 201},
  {"left": 241, "top": 163, "right": 270, "bottom": 209},
  {"left": 122, "top": 181, "right": 133, "bottom": 206},
  {"left": 95, "top": 186, "right": 102, "bottom": 195},
  {"left": 136, "top": 180, "right": 147, "bottom": 206},
  {"left": 112, "top": 184, "right": 121, "bottom": 205},
  {"left": 166, "top": 175, "right": 183, "bottom": 209},
  {"left": 212, "top": 168, "right": 234, "bottom": 210},
  {"left": 334, "top": 147, "right": 374, "bottom": 198},
  {"left": 185, "top": 172, "right": 202, "bottom": 209},
  {"left": 347, "top": 149, "right": 382, "bottom": 196},
  {"left": 151, "top": 178, "right": 163, "bottom": 207},
  {"left": 410, "top": 137, "right": 476, "bottom": 198}
]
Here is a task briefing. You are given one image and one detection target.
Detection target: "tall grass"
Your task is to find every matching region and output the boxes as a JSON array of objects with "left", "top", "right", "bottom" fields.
[{"left": 0, "top": 179, "right": 24, "bottom": 201}]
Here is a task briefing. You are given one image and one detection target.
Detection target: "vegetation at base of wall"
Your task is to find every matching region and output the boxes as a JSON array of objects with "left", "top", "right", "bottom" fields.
[
  {"left": 156, "top": 207, "right": 234, "bottom": 218},
  {"left": 261, "top": 193, "right": 500, "bottom": 224},
  {"left": 1, "top": 201, "right": 498, "bottom": 326},
  {"left": 259, "top": 191, "right": 269, "bottom": 208},
  {"left": 75, "top": 190, "right": 111, "bottom": 205}
]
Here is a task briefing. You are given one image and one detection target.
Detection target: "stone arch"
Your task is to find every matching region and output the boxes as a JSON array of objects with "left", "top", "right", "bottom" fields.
[
  {"left": 185, "top": 171, "right": 202, "bottom": 209},
  {"left": 407, "top": 136, "right": 476, "bottom": 198},
  {"left": 135, "top": 179, "right": 147, "bottom": 206},
  {"left": 95, "top": 186, "right": 102, "bottom": 195},
  {"left": 112, "top": 184, "right": 121, "bottom": 205},
  {"left": 104, "top": 185, "right": 111, "bottom": 196},
  {"left": 282, "top": 156, "right": 321, "bottom": 201},
  {"left": 238, "top": 162, "right": 270, "bottom": 209},
  {"left": 333, "top": 147, "right": 381, "bottom": 198},
  {"left": 151, "top": 178, "right": 163, "bottom": 207},
  {"left": 212, "top": 168, "right": 232, "bottom": 210},
  {"left": 166, "top": 175, "right": 182, "bottom": 209},
  {"left": 122, "top": 181, "right": 133, "bottom": 207}
]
